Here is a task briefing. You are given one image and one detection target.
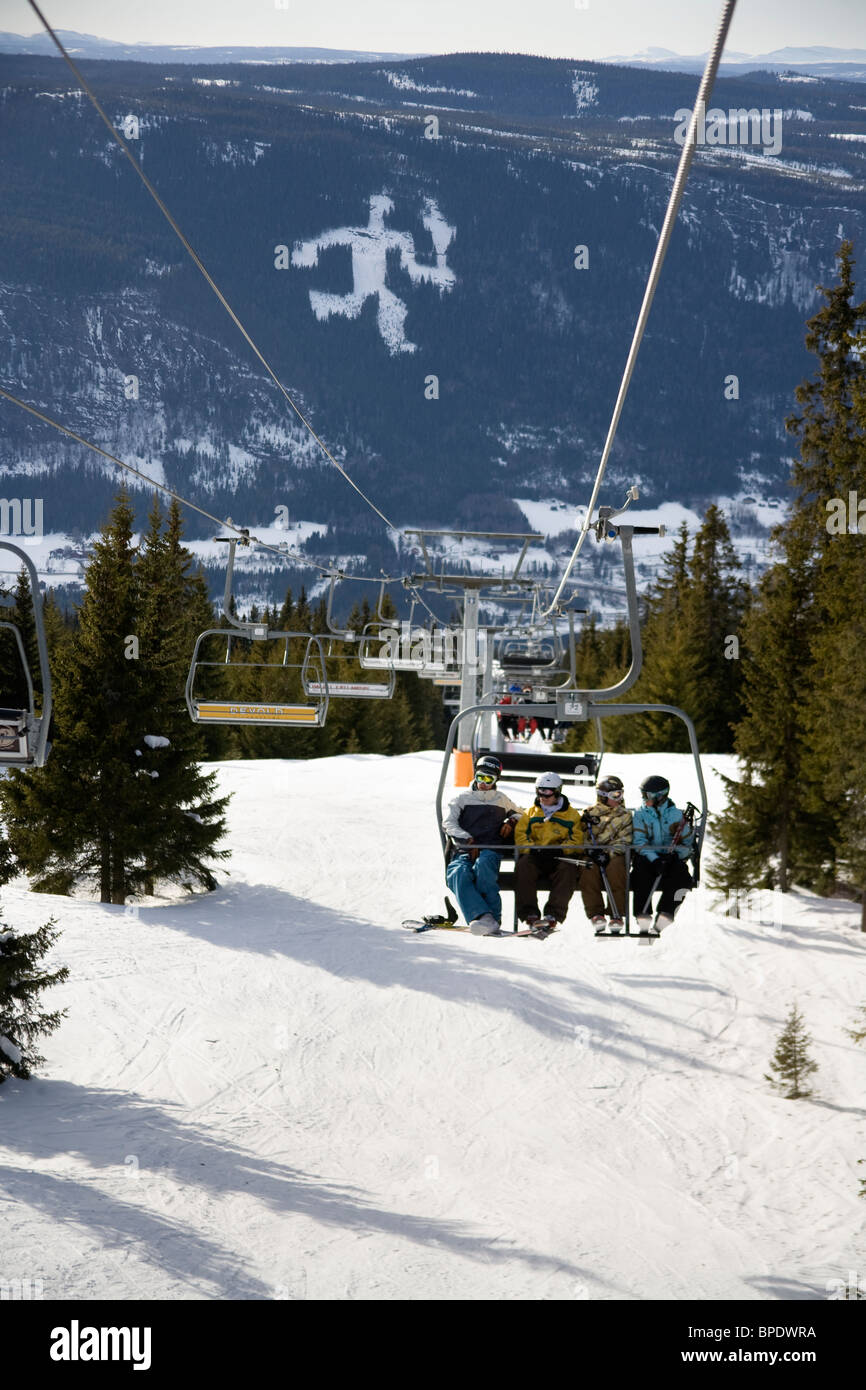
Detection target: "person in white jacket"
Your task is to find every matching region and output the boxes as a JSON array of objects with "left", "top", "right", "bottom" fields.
[{"left": 442, "top": 755, "right": 522, "bottom": 935}]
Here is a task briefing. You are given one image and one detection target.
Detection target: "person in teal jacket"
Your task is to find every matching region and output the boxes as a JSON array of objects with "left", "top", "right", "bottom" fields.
[{"left": 630, "top": 774, "right": 693, "bottom": 930}]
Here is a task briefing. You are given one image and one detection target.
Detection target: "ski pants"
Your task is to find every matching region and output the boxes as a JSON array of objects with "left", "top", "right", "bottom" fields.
[
  {"left": 515, "top": 851, "right": 580, "bottom": 924},
  {"left": 446, "top": 849, "right": 503, "bottom": 924},
  {"left": 580, "top": 852, "right": 628, "bottom": 920},
  {"left": 631, "top": 854, "right": 693, "bottom": 918}
]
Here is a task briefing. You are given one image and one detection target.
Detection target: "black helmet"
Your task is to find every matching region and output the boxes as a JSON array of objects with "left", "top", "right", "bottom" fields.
[
  {"left": 597, "top": 775, "right": 624, "bottom": 801},
  {"left": 474, "top": 754, "right": 502, "bottom": 784},
  {"left": 640, "top": 774, "right": 670, "bottom": 801}
]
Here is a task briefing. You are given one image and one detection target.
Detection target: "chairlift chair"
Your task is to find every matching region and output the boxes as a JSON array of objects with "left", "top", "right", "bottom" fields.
[
  {"left": 357, "top": 618, "right": 462, "bottom": 676},
  {"left": 185, "top": 531, "right": 329, "bottom": 727},
  {"left": 303, "top": 636, "right": 395, "bottom": 701},
  {"left": 436, "top": 517, "right": 708, "bottom": 935},
  {"left": 0, "top": 541, "right": 52, "bottom": 767},
  {"left": 186, "top": 627, "right": 329, "bottom": 726}
]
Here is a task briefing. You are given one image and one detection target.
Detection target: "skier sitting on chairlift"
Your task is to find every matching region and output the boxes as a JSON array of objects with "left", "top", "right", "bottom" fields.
[
  {"left": 442, "top": 755, "right": 522, "bottom": 936},
  {"left": 630, "top": 775, "right": 694, "bottom": 932},
  {"left": 579, "top": 775, "right": 633, "bottom": 932},
  {"left": 514, "top": 771, "right": 584, "bottom": 932}
]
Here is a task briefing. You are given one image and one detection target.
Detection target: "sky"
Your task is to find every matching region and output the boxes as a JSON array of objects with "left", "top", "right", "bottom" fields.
[{"left": 2, "top": 0, "right": 864, "bottom": 60}]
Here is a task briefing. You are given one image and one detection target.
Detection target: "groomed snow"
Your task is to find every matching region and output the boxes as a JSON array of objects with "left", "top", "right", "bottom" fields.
[{"left": 0, "top": 750, "right": 863, "bottom": 1301}]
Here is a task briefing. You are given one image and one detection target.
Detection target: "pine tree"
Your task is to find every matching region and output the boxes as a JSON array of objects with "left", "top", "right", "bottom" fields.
[
  {"left": 846, "top": 1005, "right": 866, "bottom": 1046},
  {"left": 785, "top": 245, "right": 866, "bottom": 921},
  {"left": 625, "top": 510, "right": 746, "bottom": 753},
  {"left": 680, "top": 505, "right": 748, "bottom": 752},
  {"left": 129, "top": 496, "right": 231, "bottom": 894},
  {"left": 0, "top": 916, "right": 68, "bottom": 1082},
  {"left": 622, "top": 525, "right": 693, "bottom": 752},
  {"left": 712, "top": 241, "right": 866, "bottom": 900},
  {"left": 1, "top": 491, "right": 146, "bottom": 901},
  {"left": 0, "top": 491, "right": 229, "bottom": 902},
  {"left": 764, "top": 1003, "right": 819, "bottom": 1099},
  {"left": 708, "top": 534, "right": 829, "bottom": 895},
  {"left": 847, "top": 1007, "right": 866, "bottom": 1200}
]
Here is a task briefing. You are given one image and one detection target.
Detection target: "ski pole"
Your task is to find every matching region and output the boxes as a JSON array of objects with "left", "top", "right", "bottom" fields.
[{"left": 581, "top": 812, "right": 625, "bottom": 925}]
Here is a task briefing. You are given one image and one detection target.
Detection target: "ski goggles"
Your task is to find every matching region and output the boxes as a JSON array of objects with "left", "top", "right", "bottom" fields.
[
  {"left": 475, "top": 772, "right": 498, "bottom": 785},
  {"left": 537, "top": 788, "right": 559, "bottom": 798},
  {"left": 599, "top": 789, "right": 624, "bottom": 801},
  {"left": 643, "top": 790, "right": 668, "bottom": 802}
]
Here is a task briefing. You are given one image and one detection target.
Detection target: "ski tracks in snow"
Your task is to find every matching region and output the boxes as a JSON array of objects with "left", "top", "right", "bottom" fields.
[{"left": 1, "top": 753, "right": 863, "bottom": 1299}]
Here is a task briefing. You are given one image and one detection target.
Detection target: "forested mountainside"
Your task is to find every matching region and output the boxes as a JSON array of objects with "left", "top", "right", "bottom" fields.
[{"left": 1, "top": 51, "right": 864, "bottom": 599}]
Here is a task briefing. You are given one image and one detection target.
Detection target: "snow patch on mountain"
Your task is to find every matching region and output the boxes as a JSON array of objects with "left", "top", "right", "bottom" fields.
[
  {"left": 379, "top": 70, "right": 477, "bottom": 97},
  {"left": 571, "top": 70, "right": 600, "bottom": 113},
  {"left": 204, "top": 139, "right": 269, "bottom": 166}
]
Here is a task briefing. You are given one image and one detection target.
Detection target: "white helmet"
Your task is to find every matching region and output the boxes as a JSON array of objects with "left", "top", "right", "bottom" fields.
[{"left": 535, "top": 771, "right": 563, "bottom": 794}]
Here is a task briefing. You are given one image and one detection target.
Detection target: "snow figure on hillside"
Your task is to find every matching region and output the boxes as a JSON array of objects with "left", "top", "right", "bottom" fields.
[{"left": 291, "top": 193, "right": 456, "bottom": 354}]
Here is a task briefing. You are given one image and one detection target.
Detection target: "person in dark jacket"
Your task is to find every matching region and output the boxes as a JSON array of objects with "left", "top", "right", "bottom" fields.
[
  {"left": 442, "top": 755, "right": 522, "bottom": 934},
  {"left": 630, "top": 774, "right": 694, "bottom": 931}
]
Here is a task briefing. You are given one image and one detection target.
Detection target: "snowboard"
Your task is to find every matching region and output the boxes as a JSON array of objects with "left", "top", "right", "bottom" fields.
[{"left": 402, "top": 918, "right": 558, "bottom": 939}]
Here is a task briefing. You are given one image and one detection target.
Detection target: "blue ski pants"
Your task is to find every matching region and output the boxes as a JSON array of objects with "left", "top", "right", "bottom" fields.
[{"left": 446, "top": 849, "right": 503, "bottom": 924}]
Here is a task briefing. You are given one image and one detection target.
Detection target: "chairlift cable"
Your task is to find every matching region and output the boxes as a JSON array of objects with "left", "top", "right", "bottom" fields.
[
  {"left": 26, "top": 0, "right": 399, "bottom": 535},
  {"left": 0, "top": 384, "right": 394, "bottom": 587},
  {"left": 0, "top": 384, "right": 330, "bottom": 570},
  {"left": 544, "top": 0, "right": 738, "bottom": 617}
]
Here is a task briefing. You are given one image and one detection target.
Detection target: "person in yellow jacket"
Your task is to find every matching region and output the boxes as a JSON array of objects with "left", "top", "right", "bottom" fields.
[
  {"left": 514, "top": 771, "right": 584, "bottom": 929},
  {"left": 579, "top": 774, "right": 633, "bottom": 932}
]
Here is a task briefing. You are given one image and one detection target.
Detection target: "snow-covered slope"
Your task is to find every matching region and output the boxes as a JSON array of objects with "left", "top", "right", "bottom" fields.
[{"left": 1, "top": 751, "right": 863, "bottom": 1300}]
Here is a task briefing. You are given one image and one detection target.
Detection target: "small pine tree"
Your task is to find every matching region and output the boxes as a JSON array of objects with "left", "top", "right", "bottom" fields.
[
  {"left": 765, "top": 1003, "right": 819, "bottom": 1099},
  {"left": 848, "top": 1009, "right": 866, "bottom": 1199},
  {"left": 846, "top": 1005, "right": 866, "bottom": 1046},
  {"left": 0, "top": 916, "right": 69, "bottom": 1082}
]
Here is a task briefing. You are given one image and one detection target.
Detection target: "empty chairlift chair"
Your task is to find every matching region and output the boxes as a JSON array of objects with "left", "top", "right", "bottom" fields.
[
  {"left": 186, "top": 625, "right": 329, "bottom": 728},
  {"left": 0, "top": 541, "right": 52, "bottom": 768},
  {"left": 184, "top": 532, "right": 329, "bottom": 728}
]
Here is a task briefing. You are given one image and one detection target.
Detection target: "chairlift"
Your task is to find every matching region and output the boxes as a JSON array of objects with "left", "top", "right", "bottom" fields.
[
  {"left": 303, "top": 636, "right": 395, "bottom": 701},
  {"left": 357, "top": 614, "right": 462, "bottom": 676},
  {"left": 0, "top": 541, "right": 52, "bottom": 767},
  {"left": 185, "top": 532, "right": 329, "bottom": 727},
  {"left": 435, "top": 515, "right": 708, "bottom": 935},
  {"left": 186, "top": 627, "right": 329, "bottom": 726},
  {"left": 494, "top": 614, "right": 576, "bottom": 686}
]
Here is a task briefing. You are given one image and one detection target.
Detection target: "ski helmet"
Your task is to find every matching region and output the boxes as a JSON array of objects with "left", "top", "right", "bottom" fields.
[
  {"left": 597, "top": 775, "right": 624, "bottom": 802},
  {"left": 640, "top": 774, "right": 670, "bottom": 801},
  {"left": 536, "top": 771, "right": 563, "bottom": 796},
  {"left": 474, "top": 754, "right": 502, "bottom": 785}
]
